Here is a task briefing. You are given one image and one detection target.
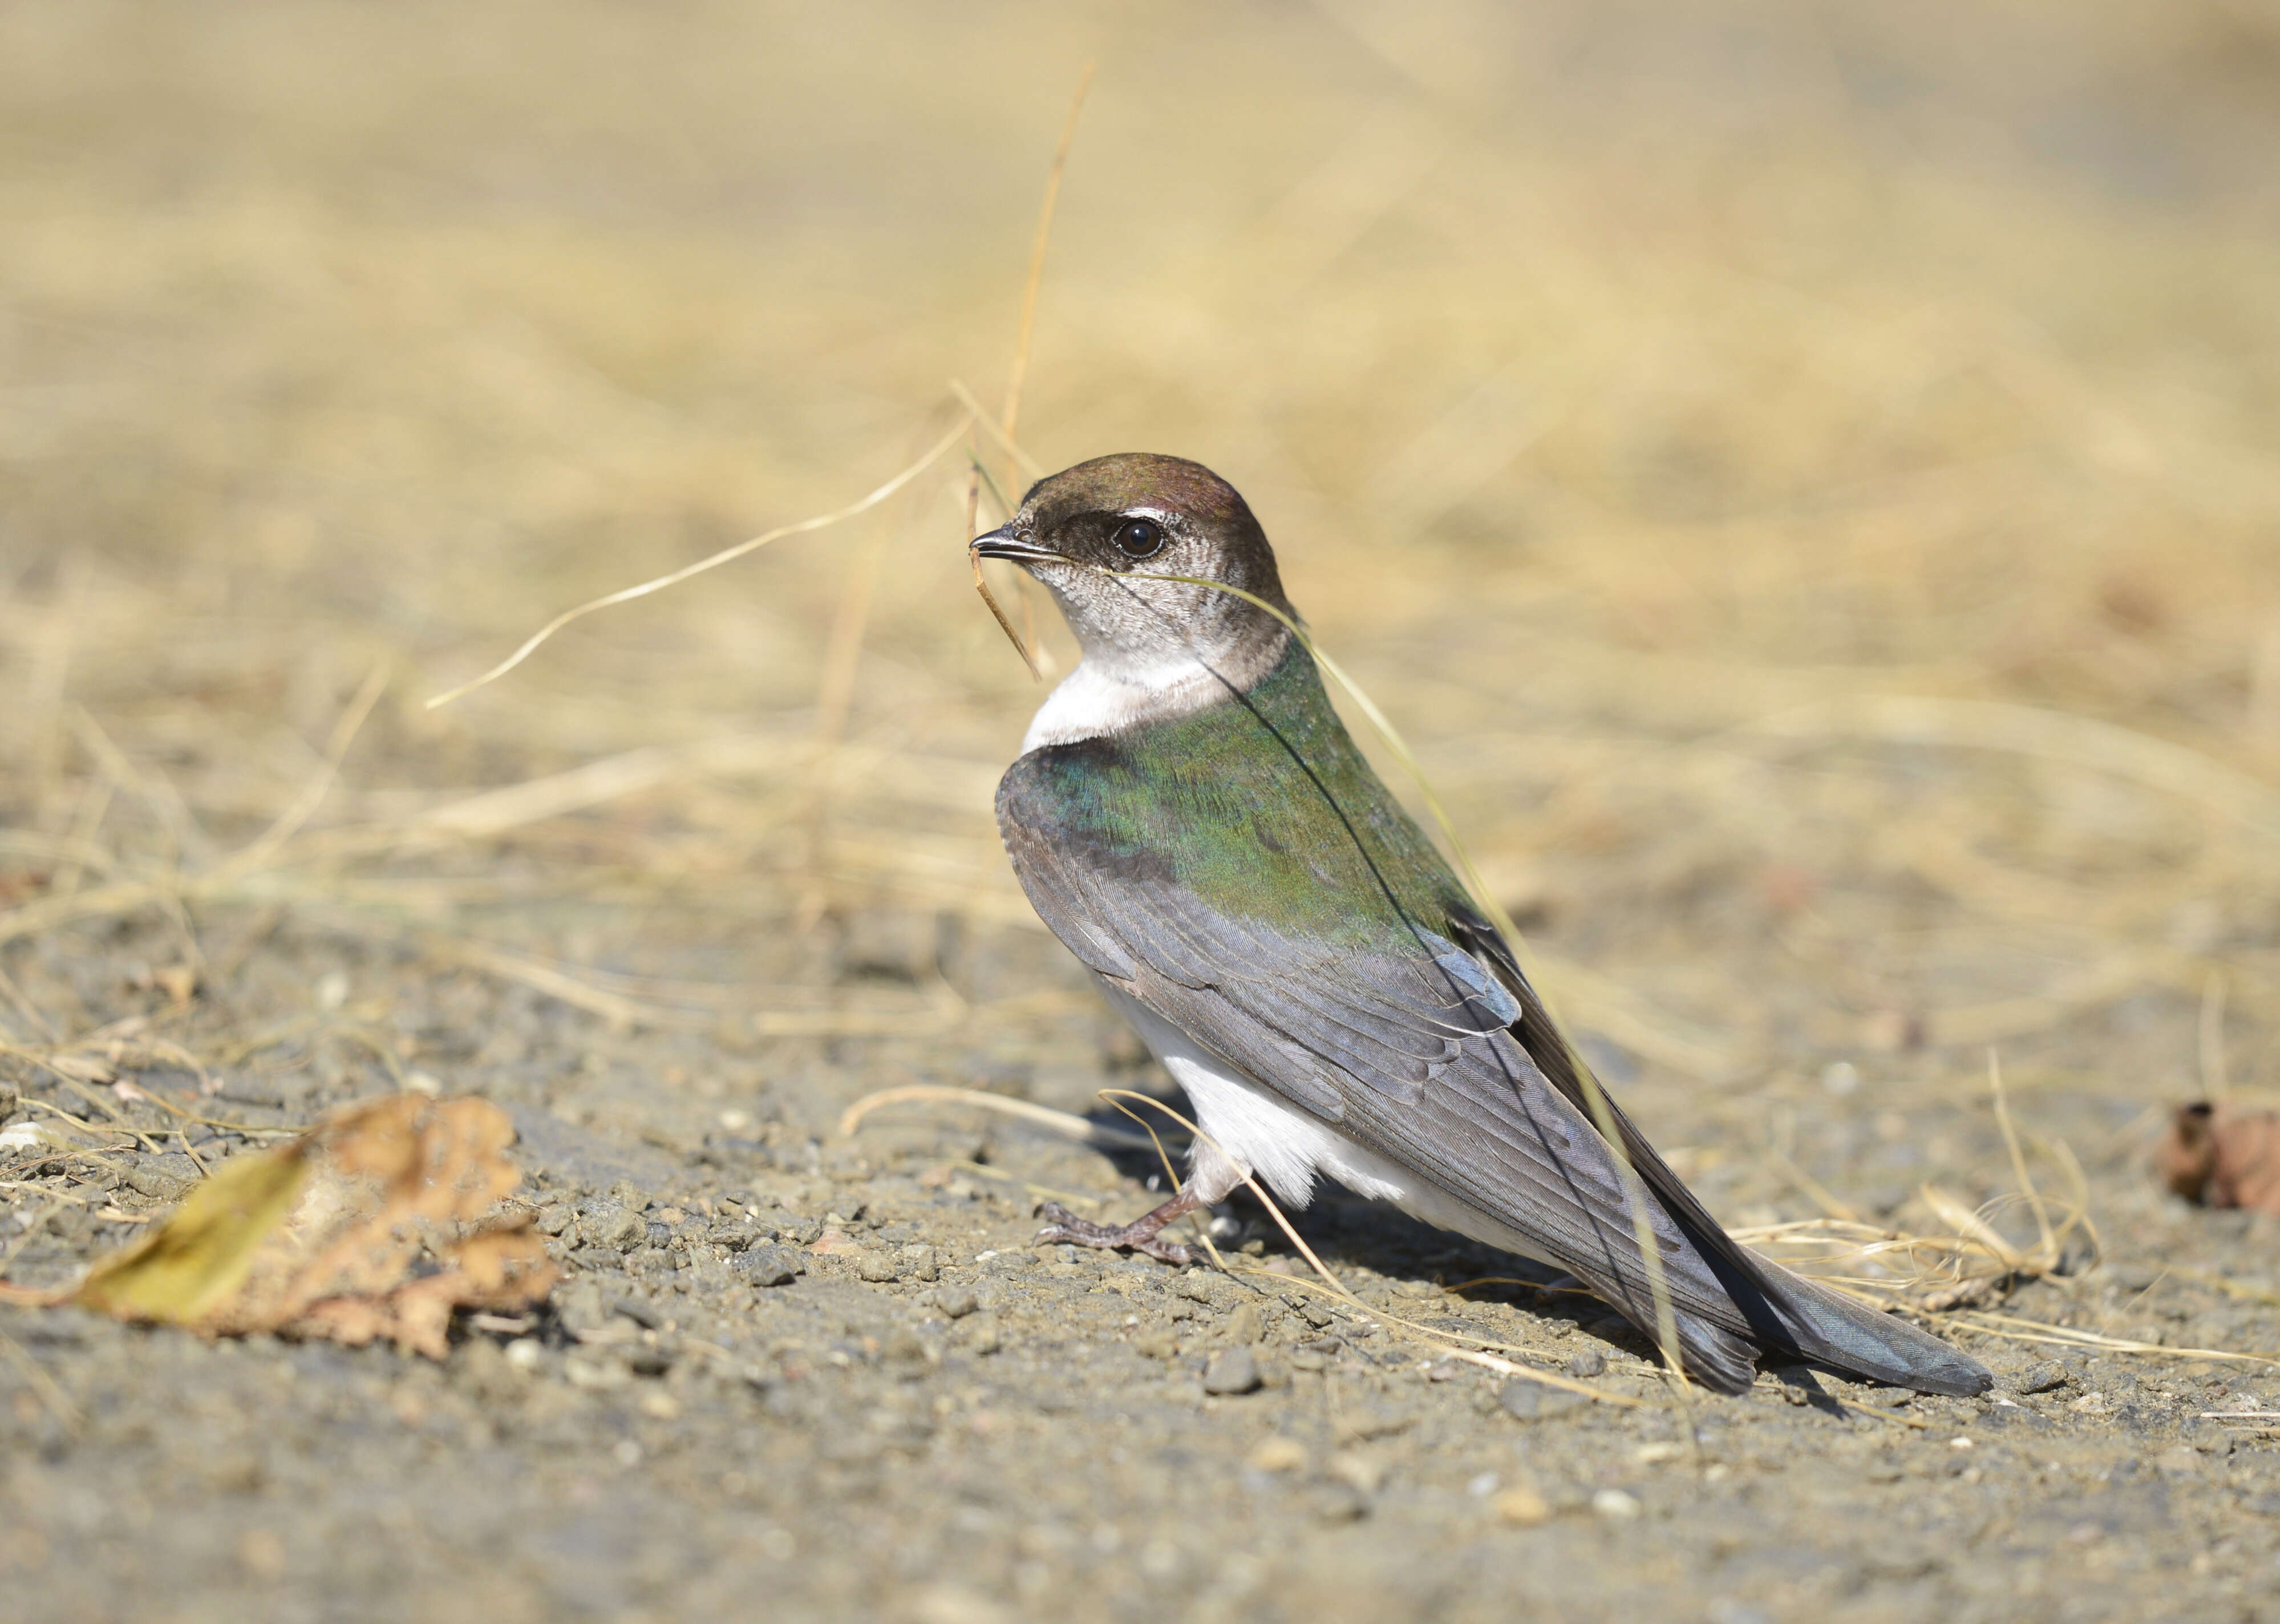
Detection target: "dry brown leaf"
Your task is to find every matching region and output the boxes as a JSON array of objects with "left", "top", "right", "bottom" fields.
[
  {"left": 2160, "top": 1103, "right": 2280, "bottom": 1218},
  {"left": 75, "top": 1094, "right": 556, "bottom": 1357}
]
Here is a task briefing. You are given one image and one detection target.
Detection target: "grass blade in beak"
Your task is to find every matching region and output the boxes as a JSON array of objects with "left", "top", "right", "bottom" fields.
[
  {"left": 973, "top": 552, "right": 1043, "bottom": 682},
  {"left": 968, "top": 485, "right": 1041, "bottom": 682}
]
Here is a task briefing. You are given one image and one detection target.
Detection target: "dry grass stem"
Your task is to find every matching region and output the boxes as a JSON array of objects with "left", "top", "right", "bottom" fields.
[
  {"left": 998, "top": 60, "right": 1098, "bottom": 489},
  {"left": 424, "top": 414, "right": 975, "bottom": 710}
]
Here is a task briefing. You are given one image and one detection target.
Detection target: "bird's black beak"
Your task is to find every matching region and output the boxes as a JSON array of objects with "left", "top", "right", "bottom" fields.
[{"left": 970, "top": 524, "right": 1062, "bottom": 565}]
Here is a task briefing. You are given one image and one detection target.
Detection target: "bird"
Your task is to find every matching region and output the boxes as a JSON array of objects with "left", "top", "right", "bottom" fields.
[{"left": 973, "top": 451, "right": 1992, "bottom": 1398}]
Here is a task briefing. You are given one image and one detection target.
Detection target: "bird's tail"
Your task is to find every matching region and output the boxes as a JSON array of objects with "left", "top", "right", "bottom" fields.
[
  {"left": 1601, "top": 1096, "right": 1993, "bottom": 1396},
  {"left": 1693, "top": 1237, "right": 1992, "bottom": 1395},
  {"left": 1457, "top": 910, "right": 1993, "bottom": 1396}
]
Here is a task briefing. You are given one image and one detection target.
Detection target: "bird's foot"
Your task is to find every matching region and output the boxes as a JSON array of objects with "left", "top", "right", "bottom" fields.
[{"left": 1035, "top": 1200, "right": 1194, "bottom": 1266}]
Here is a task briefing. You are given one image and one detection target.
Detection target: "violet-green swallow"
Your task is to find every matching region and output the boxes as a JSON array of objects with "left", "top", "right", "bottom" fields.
[{"left": 974, "top": 452, "right": 1990, "bottom": 1396}]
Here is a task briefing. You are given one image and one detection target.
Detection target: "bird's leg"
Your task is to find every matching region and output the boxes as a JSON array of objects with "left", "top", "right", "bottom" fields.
[
  {"left": 1035, "top": 1186, "right": 1206, "bottom": 1265},
  {"left": 1036, "top": 1134, "right": 1250, "bottom": 1266}
]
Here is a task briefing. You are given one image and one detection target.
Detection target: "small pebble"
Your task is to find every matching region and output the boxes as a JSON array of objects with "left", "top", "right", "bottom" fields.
[
  {"left": 1202, "top": 1346, "right": 1262, "bottom": 1395},
  {"left": 1591, "top": 1488, "right": 1641, "bottom": 1520},
  {"left": 125, "top": 1153, "right": 199, "bottom": 1202},
  {"left": 964, "top": 1313, "right": 1002, "bottom": 1356},
  {"left": 1247, "top": 1436, "right": 1306, "bottom": 1473},
  {"left": 1329, "top": 1451, "right": 1384, "bottom": 1495},
  {"left": 1494, "top": 1485, "right": 1552, "bottom": 1526},
  {"left": 2017, "top": 1360, "right": 2071, "bottom": 1395},
  {"left": 737, "top": 1245, "right": 806, "bottom": 1287},
  {"left": 1569, "top": 1348, "right": 1606, "bottom": 1379}
]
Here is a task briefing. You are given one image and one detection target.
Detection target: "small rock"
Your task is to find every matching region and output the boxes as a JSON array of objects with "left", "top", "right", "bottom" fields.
[
  {"left": 963, "top": 1313, "right": 1002, "bottom": 1356},
  {"left": 1307, "top": 1481, "right": 1369, "bottom": 1523},
  {"left": 1298, "top": 1300, "right": 1336, "bottom": 1329},
  {"left": 564, "top": 1355, "right": 630, "bottom": 1391},
  {"left": 1224, "top": 1303, "right": 1262, "bottom": 1346},
  {"left": 898, "top": 1244, "right": 939, "bottom": 1282},
  {"left": 1591, "top": 1488, "right": 1642, "bottom": 1520},
  {"left": 737, "top": 1245, "right": 807, "bottom": 1287},
  {"left": 1327, "top": 1450, "right": 1384, "bottom": 1495},
  {"left": 1247, "top": 1436, "right": 1307, "bottom": 1473},
  {"left": 583, "top": 1205, "right": 647, "bottom": 1252},
  {"left": 882, "top": 1329, "right": 933, "bottom": 1374},
  {"left": 2104, "top": 1261, "right": 2160, "bottom": 1292},
  {"left": 857, "top": 1251, "right": 901, "bottom": 1283},
  {"left": 125, "top": 1152, "right": 200, "bottom": 1201},
  {"left": 935, "top": 1286, "right": 979, "bottom": 1319},
  {"left": 1569, "top": 1348, "right": 1606, "bottom": 1379},
  {"left": 2184, "top": 1419, "right": 2233, "bottom": 1455},
  {"left": 1493, "top": 1485, "right": 1551, "bottom": 1526},
  {"left": 1176, "top": 1271, "right": 1228, "bottom": 1306},
  {"left": 1202, "top": 1346, "right": 1262, "bottom": 1395},
  {"left": 1133, "top": 1329, "right": 1179, "bottom": 1360},
  {"left": 1498, "top": 1380, "right": 1542, "bottom": 1420},
  {"left": 1334, "top": 1403, "right": 1416, "bottom": 1443},
  {"left": 2016, "top": 1360, "right": 2071, "bottom": 1395}
]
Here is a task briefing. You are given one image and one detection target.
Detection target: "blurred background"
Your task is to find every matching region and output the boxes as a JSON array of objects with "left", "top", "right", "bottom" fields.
[{"left": 5, "top": 0, "right": 2280, "bottom": 1228}]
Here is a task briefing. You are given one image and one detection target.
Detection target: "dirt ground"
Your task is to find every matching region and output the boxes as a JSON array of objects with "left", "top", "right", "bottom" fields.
[{"left": 5, "top": 4, "right": 2280, "bottom": 1621}]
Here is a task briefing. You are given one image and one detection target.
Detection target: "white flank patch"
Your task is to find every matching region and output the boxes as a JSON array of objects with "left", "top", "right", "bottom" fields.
[{"left": 1095, "top": 982, "right": 1555, "bottom": 1266}]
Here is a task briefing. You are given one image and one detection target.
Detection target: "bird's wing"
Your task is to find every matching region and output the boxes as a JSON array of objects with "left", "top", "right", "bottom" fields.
[
  {"left": 1443, "top": 905, "right": 1991, "bottom": 1395},
  {"left": 999, "top": 754, "right": 1766, "bottom": 1390}
]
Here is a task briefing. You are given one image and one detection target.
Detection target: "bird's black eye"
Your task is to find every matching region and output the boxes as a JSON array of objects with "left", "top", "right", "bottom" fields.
[{"left": 1112, "top": 517, "right": 1164, "bottom": 560}]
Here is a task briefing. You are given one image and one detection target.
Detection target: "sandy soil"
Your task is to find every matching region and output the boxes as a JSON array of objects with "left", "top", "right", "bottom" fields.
[{"left": 3, "top": 908, "right": 2277, "bottom": 1623}]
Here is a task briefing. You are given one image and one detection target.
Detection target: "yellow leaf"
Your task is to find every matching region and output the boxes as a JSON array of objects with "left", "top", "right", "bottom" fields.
[
  {"left": 70, "top": 1094, "right": 555, "bottom": 1356},
  {"left": 74, "top": 1141, "right": 311, "bottom": 1324}
]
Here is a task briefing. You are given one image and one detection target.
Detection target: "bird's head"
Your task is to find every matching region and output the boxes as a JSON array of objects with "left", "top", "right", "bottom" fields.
[{"left": 971, "top": 453, "right": 1294, "bottom": 677}]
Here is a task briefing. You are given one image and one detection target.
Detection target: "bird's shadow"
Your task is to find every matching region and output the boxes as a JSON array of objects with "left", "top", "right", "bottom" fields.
[
  {"left": 1765, "top": 1364, "right": 1848, "bottom": 1417},
  {"left": 1079, "top": 1101, "right": 1878, "bottom": 1411},
  {"left": 1077, "top": 1104, "right": 1642, "bottom": 1351}
]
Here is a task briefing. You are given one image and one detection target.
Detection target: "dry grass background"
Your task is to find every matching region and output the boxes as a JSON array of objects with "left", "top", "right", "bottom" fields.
[{"left": 6, "top": 0, "right": 2280, "bottom": 1304}]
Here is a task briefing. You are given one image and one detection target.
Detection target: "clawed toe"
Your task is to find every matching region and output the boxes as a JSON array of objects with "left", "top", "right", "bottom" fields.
[{"left": 1032, "top": 1202, "right": 1194, "bottom": 1266}]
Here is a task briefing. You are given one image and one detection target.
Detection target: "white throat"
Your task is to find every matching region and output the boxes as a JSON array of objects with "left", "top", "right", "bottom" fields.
[{"left": 1019, "top": 650, "right": 1230, "bottom": 753}]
